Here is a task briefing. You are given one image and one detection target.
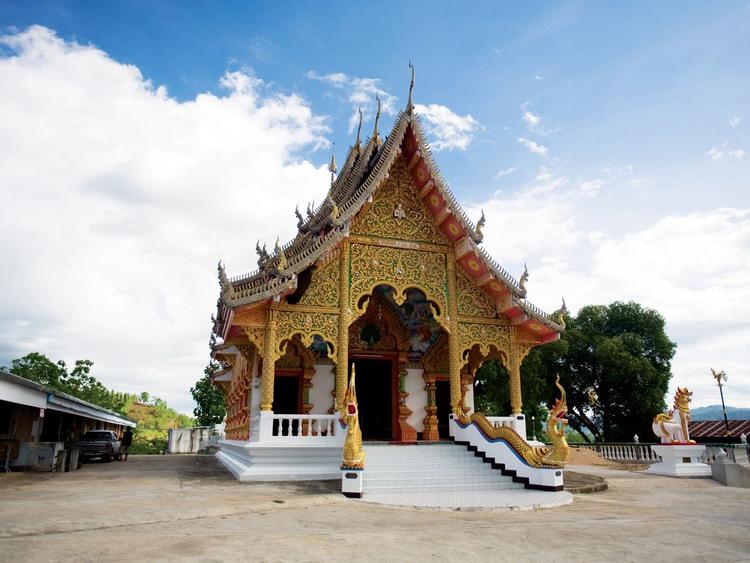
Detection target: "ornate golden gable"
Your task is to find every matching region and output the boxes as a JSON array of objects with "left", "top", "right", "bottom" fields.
[
  {"left": 296, "top": 255, "right": 341, "bottom": 308},
  {"left": 457, "top": 267, "right": 497, "bottom": 319},
  {"left": 350, "top": 156, "right": 448, "bottom": 245}
]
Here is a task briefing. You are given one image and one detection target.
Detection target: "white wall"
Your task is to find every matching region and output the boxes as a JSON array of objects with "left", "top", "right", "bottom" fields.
[
  {"left": 310, "top": 364, "right": 335, "bottom": 414},
  {"left": 405, "top": 368, "right": 427, "bottom": 433},
  {"left": 464, "top": 382, "right": 475, "bottom": 414},
  {"left": 249, "top": 355, "right": 262, "bottom": 441},
  {"left": 0, "top": 379, "right": 46, "bottom": 409}
]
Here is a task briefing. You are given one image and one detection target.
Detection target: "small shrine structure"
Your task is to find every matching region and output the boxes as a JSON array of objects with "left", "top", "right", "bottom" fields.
[{"left": 209, "top": 75, "right": 565, "bottom": 482}]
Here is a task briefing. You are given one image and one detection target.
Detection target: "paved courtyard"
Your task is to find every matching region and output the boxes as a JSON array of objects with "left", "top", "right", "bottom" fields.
[{"left": 1, "top": 455, "right": 748, "bottom": 562}]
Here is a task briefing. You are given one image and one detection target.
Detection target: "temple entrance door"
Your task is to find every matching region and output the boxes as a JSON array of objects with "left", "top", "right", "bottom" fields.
[
  {"left": 435, "top": 380, "right": 451, "bottom": 439},
  {"left": 273, "top": 375, "right": 301, "bottom": 414},
  {"left": 352, "top": 359, "right": 393, "bottom": 441},
  {"left": 273, "top": 375, "right": 301, "bottom": 435}
]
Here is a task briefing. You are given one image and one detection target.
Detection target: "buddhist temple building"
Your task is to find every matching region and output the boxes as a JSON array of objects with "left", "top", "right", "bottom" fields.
[{"left": 209, "top": 77, "right": 567, "bottom": 487}]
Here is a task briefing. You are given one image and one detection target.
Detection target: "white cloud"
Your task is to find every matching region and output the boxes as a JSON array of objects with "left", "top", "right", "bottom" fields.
[
  {"left": 522, "top": 106, "right": 542, "bottom": 130},
  {"left": 495, "top": 167, "right": 517, "bottom": 180},
  {"left": 520, "top": 102, "right": 559, "bottom": 137},
  {"left": 305, "top": 70, "right": 397, "bottom": 133},
  {"left": 534, "top": 75, "right": 544, "bottom": 81},
  {"left": 729, "top": 115, "right": 741, "bottom": 128},
  {"left": 473, "top": 163, "right": 750, "bottom": 407},
  {"left": 0, "top": 26, "right": 332, "bottom": 413},
  {"left": 579, "top": 179, "right": 605, "bottom": 195},
  {"left": 706, "top": 145, "right": 745, "bottom": 160},
  {"left": 414, "top": 103, "right": 482, "bottom": 151},
  {"left": 518, "top": 137, "right": 548, "bottom": 156}
]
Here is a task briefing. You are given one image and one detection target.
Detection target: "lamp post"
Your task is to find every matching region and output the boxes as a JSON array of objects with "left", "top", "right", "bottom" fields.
[
  {"left": 711, "top": 368, "right": 731, "bottom": 438},
  {"left": 531, "top": 416, "right": 537, "bottom": 442}
]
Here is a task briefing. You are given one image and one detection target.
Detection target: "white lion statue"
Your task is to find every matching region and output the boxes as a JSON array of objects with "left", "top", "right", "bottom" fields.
[{"left": 652, "top": 387, "right": 695, "bottom": 444}]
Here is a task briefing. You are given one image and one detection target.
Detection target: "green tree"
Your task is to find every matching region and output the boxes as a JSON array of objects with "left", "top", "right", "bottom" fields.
[
  {"left": 4, "top": 352, "right": 67, "bottom": 388},
  {"left": 5, "top": 353, "right": 139, "bottom": 415},
  {"left": 527, "top": 301, "right": 676, "bottom": 442},
  {"left": 190, "top": 362, "right": 226, "bottom": 427},
  {"left": 473, "top": 358, "right": 552, "bottom": 429}
]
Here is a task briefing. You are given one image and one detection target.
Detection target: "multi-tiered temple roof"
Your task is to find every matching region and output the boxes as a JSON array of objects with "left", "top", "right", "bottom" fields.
[{"left": 214, "top": 94, "right": 564, "bottom": 343}]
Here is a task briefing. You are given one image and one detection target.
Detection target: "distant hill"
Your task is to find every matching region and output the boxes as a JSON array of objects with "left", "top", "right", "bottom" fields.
[{"left": 691, "top": 405, "right": 750, "bottom": 421}]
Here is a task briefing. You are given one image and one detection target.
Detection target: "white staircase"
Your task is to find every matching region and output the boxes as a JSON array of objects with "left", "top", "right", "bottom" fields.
[{"left": 363, "top": 443, "right": 524, "bottom": 494}]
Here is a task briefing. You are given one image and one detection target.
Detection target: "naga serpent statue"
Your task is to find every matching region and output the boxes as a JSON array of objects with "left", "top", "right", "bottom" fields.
[
  {"left": 341, "top": 364, "right": 365, "bottom": 469},
  {"left": 469, "top": 375, "right": 570, "bottom": 468},
  {"left": 540, "top": 375, "right": 570, "bottom": 466},
  {"left": 652, "top": 387, "right": 695, "bottom": 444}
]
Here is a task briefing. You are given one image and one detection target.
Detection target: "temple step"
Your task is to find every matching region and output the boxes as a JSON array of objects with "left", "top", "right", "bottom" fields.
[{"left": 362, "top": 444, "right": 523, "bottom": 494}]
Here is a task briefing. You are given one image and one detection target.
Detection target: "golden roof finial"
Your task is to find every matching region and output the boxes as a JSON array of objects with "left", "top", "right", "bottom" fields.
[
  {"left": 373, "top": 95, "right": 382, "bottom": 143},
  {"left": 407, "top": 61, "right": 415, "bottom": 114}
]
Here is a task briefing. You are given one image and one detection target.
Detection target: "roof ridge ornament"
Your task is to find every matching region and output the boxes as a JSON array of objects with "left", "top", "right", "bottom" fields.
[
  {"left": 519, "top": 263, "right": 529, "bottom": 296},
  {"left": 373, "top": 95, "right": 382, "bottom": 144},
  {"left": 306, "top": 200, "right": 315, "bottom": 220},
  {"left": 474, "top": 209, "right": 485, "bottom": 242},
  {"left": 552, "top": 298, "right": 568, "bottom": 329},
  {"left": 328, "top": 152, "right": 337, "bottom": 186},
  {"left": 355, "top": 107, "right": 363, "bottom": 151},
  {"left": 407, "top": 61, "right": 415, "bottom": 115},
  {"left": 273, "top": 237, "right": 281, "bottom": 255},
  {"left": 326, "top": 195, "right": 340, "bottom": 220},
  {"left": 255, "top": 240, "right": 270, "bottom": 267},
  {"left": 217, "top": 261, "right": 235, "bottom": 299},
  {"left": 294, "top": 205, "right": 304, "bottom": 230}
]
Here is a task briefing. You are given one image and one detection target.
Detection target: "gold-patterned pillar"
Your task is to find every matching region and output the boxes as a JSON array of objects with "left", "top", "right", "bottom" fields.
[
  {"left": 508, "top": 338, "right": 532, "bottom": 415},
  {"left": 422, "top": 373, "right": 439, "bottom": 441},
  {"left": 260, "top": 308, "right": 277, "bottom": 411},
  {"left": 336, "top": 240, "right": 351, "bottom": 412},
  {"left": 446, "top": 254, "right": 462, "bottom": 415}
]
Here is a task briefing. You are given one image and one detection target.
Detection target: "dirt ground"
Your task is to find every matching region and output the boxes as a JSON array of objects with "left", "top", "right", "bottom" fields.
[{"left": 1, "top": 455, "right": 748, "bottom": 563}]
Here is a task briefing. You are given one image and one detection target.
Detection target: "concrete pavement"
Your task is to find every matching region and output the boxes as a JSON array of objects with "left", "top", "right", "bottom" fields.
[{"left": 1, "top": 455, "right": 748, "bottom": 562}]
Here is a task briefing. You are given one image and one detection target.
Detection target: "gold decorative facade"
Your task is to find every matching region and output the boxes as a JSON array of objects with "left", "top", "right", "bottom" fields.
[{"left": 212, "top": 105, "right": 563, "bottom": 440}]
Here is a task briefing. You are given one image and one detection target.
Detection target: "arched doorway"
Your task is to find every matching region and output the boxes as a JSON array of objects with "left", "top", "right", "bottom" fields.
[{"left": 349, "top": 285, "right": 446, "bottom": 441}]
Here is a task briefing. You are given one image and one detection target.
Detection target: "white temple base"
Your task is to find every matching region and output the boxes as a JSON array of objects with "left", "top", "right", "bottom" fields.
[
  {"left": 646, "top": 444, "right": 711, "bottom": 478},
  {"left": 216, "top": 440, "right": 342, "bottom": 481}
]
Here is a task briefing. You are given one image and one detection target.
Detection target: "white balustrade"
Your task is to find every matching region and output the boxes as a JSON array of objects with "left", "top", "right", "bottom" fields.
[
  {"left": 578, "top": 443, "right": 661, "bottom": 462},
  {"left": 485, "top": 415, "right": 528, "bottom": 441},
  {"left": 257, "top": 411, "right": 345, "bottom": 445}
]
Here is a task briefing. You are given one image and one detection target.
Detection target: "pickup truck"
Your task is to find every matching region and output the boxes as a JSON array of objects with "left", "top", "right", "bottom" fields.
[{"left": 77, "top": 430, "right": 121, "bottom": 461}]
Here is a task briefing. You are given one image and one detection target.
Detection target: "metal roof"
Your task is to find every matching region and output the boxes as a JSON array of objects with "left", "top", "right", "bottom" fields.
[{"left": 0, "top": 369, "right": 137, "bottom": 428}]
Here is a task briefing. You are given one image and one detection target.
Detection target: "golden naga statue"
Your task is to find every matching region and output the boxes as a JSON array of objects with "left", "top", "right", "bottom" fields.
[
  {"left": 652, "top": 387, "right": 695, "bottom": 444},
  {"left": 341, "top": 364, "right": 365, "bottom": 469},
  {"left": 540, "top": 375, "right": 570, "bottom": 467}
]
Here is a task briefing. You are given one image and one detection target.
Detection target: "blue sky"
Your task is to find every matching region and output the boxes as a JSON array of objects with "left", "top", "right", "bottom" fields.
[
  {"left": 0, "top": 2, "right": 748, "bottom": 412},
  {"left": 2, "top": 1, "right": 747, "bottom": 202}
]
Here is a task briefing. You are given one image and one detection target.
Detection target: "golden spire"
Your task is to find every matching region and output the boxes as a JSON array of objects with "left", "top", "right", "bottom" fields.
[
  {"left": 373, "top": 95, "right": 382, "bottom": 144},
  {"left": 407, "top": 61, "right": 415, "bottom": 114}
]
